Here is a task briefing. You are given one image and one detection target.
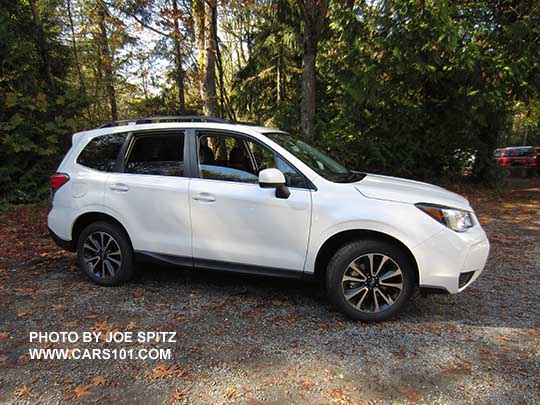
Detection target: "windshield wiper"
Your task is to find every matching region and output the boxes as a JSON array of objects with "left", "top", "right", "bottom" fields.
[
  {"left": 349, "top": 171, "right": 366, "bottom": 182},
  {"left": 328, "top": 171, "right": 365, "bottom": 183}
]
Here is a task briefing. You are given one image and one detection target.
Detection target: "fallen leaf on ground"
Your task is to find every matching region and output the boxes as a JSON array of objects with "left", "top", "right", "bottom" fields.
[
  {"left": 92, "top": 320, "right": 117, "bottom": 336},
  {"left": 63, "top": 320, "right": 79, "bottom": 327},
  {"left": 152, "top": 364, "right": 184, "bottom": 379},
  {"left": 17, "top": 310, "right": 32, "bottom": 318},
  {"left": 14, "top": 386, "right": 31, "bottom": 399},
  {"left": 73, "top": 376, "right": 107, "bottom": 398},
  {"left": 91, "top": 376, "right": 109, "bottom": 386},
  {"left": 171, "top": 387, "right": 189, "bottom": 402},
  {"left": 223, "top": 386, "right": 239, "bottom": 399},
  {"left": 13, "top": 287, "right": 36, "bottom": 293},
  {"left": 126, "top": 321, "right": 138, "bottom": 329},
  {"left": 301, "top": 381, "right": 315, "bottom": 390},
  {"left": 326, "top": 387, "right": 350, "bottom": 404},
  {"left": 0, "top": 332, "right": 10, "bottom": 341},
  {"left": 74, "top": 383, "right": 94, "bottom": 398}
]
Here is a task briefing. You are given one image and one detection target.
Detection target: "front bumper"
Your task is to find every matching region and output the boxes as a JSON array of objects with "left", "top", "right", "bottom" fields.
[{"left": 412, "top": 223, "right": 490, "bottom": 294}]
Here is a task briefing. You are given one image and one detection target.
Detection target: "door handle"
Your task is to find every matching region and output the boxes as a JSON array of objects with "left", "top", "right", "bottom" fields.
[
  {"left": 109, "top": 183, "right": 129, "bottom": 192},
  {"left": 192, "top": 193, "right": 216, "bottom": 202}
]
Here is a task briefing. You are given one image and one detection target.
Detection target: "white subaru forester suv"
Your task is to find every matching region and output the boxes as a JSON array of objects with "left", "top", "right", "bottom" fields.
[{"left": 48, "top": 116, "right": 490, "bottom": 321}]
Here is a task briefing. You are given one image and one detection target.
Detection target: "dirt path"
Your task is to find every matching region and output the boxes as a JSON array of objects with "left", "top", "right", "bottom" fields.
[{"left": 0, "top": 179, "right": 539, "bottom": 404}]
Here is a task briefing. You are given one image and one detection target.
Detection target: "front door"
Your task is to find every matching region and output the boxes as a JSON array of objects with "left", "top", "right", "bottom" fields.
[{"left": 189, "top": 131, "right": 312, "bottom": 273}]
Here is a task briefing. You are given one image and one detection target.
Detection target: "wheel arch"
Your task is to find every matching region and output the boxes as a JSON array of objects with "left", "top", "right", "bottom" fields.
[
  {"left": 313, "top": 229, "right": 419, "bottom": 285},
  {"left": 71, "top": 212, "right": 133, "bottom": 251}
]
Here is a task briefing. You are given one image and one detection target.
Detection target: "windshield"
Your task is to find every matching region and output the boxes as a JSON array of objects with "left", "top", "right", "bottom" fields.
[{"left": 266, "top": 133, "right": 365, "bottom": 183}]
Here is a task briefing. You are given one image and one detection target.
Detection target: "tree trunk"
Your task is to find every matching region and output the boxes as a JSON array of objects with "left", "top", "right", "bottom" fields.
[
  {"left": 277, "top": 32, "right": 284, "bottom": 106},
  {"left": 297, "top": 0, "right": 329, "bottom": 140},
  {"left": 97, "top": 0, "right": 118, "bottom": 121},
  {"left": 28, "top": 0, "right": 54, "bottom": 87},
  {"left": 67, "top": 0, "right": 86, "bottom": 95},
  {"left": 171, "top": 0, "right": 185, "bottom": 114},
  {"left": 193, "top": 0, "right": 206, "bottom": 103},
  {"left": 301, "top": 44, "right": 316, "bottom": 139},
  {"left": 202, "top": 0, "right": 219, "bottom": 117}
]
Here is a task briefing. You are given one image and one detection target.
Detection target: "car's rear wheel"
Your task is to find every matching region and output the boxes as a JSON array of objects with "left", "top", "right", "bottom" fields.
[
  {"left": 77, "top": 221, "right": 134, "bottom": 286},
  {"left": 326, "top": 239, "right": 415, "bottom": 321}
]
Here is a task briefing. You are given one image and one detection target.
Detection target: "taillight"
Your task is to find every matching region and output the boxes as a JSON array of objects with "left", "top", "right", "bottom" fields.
[{"left": 50, "top": 173, "right": 70, "bottom": 194}]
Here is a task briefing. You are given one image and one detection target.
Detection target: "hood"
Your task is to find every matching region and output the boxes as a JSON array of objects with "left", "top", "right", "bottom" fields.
[{"left": 354, "top": 174, "right": 471, "bottom": 211}]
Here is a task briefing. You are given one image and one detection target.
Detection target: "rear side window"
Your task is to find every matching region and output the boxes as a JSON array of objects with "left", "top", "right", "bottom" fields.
[
  {"left": 125, "top": 133, "right": 185, "bottom": 177},
  {"left": 77, "top": 133, "right": 127, "bottom": 172}
]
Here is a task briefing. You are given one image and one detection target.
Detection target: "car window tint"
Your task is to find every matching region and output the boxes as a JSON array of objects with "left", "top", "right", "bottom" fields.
[
  {"left": 515, "top": 148, "right": 533, "bottom": 157},
  {"left": 197, "top": 134, "right": 258, "bottom": 183},
  {"left": 199, "top": 165, "right": 258, "bottom": 183},
  {"left": 248, "top": 141, "right": 306, "bottom": 188},
  {"left": 276, "top": 156, "right": 307, "bottom": 188},
  {"left": 77, "top": 133, "right": 127, "bottom": 172},
  {"left": 197, "top": 133, "right": 308, "bottom": 188},
  {"left": 125, "top": 133, "right": 185, "bottom": 177},
  {"left": 249, "top": 141, "right": 274, "bottom": 171}
]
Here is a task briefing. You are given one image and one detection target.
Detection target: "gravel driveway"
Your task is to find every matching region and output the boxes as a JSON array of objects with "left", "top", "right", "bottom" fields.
[{"left": 1, "top": 179, "right": 539, "bottom": 404}]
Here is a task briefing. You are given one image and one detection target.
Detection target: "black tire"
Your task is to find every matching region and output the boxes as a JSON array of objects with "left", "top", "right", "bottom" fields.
[
  {"left": 77, "top": 221, "right": 134, "bottom": 286},
  {"left": 326, "top": 239, "right": 415, "bottom": 322}
]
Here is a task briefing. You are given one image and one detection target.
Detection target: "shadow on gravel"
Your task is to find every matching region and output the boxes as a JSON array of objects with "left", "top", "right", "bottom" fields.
[{"left": 130, "top": 258, "right": 538, "bottom": 331}]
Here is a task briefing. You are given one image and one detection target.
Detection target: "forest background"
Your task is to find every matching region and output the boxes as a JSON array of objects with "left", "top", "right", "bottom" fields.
[{"left": 1, "top": 0, "right": 539, "bottom": 203}]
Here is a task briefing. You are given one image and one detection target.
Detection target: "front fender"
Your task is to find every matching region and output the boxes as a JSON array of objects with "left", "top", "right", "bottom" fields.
[{"left": 304, "top": 189, "right": 443, "bottom": 273}]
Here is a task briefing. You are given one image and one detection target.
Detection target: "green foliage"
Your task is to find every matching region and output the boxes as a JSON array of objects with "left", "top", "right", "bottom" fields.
[
  {"left": 1, "top": 0, "right": 540, "bottom": 205},
  {"left": 233, "top": 0, "right": 540, "bottom": 186},
  {"left": 0, "top": 0, "right": 85, "bottom": 203},
  {"left": 231, "top": 0, "right": 303, "bottom": 128}
]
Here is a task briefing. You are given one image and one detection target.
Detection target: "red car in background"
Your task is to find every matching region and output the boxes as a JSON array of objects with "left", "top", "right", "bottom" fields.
[{"left": 494, "top": 146, "right": 539, "bottom": 173}]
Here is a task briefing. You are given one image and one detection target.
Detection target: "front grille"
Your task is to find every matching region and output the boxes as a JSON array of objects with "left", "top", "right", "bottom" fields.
[{"left": 458, "top": 271, "right": 475, "bottom": 288}]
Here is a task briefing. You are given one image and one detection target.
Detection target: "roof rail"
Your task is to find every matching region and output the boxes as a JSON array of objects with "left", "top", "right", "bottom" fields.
[
  {"left": 99, "top": 115, "right": 230, "bottom": 128},
  {"left": 234, "top": 120, "right": 261, "bottom": 126}
]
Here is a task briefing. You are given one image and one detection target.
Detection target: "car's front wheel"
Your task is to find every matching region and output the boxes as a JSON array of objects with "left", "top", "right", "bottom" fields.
[
  {"left": 326, "top": 239, "right": 415, "bottom": 321},
  {"left": 77, "top": 221, "right": 134, "bottom": 286}
]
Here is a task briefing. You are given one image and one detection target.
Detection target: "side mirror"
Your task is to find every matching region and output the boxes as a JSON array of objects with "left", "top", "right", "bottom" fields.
[{"left": 258, "top": 168, "right": 290, "bottom": 199}]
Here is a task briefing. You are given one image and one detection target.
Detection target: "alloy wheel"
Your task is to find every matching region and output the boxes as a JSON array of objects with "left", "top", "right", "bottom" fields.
[
  {"left": 341, "top": 253, "right": 403, "bottom": 313},
  {"left": 82, "top": 231, "right": 122, "bottom": 279}
]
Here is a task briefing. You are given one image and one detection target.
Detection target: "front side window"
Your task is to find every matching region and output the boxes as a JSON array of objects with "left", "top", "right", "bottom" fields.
[
  {"left": 77, "top": 133, "right": 127, "bottom": 172},
  {"left": 197, "top": 133, "right": 306, "bottom": 187},
  {"left": 125, "top": 132, "right": 185, "bottom": 177}
]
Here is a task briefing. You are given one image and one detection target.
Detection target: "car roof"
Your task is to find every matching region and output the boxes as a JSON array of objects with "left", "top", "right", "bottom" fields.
[
  {"left": 95, "top": 116, "right": 287, "bottom": 134},
  {"left": 72, "top": 121, "right": 288, "bottom": 145}
]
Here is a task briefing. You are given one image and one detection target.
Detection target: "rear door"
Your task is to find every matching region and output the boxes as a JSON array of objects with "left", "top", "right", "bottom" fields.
[{"left": 105, "top": 130, "right": 192, "bottom": 261}]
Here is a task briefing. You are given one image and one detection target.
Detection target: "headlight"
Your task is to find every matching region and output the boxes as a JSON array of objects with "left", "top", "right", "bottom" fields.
[{"left": 416, "top": 204, "right": 474, "bottom": 232}]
